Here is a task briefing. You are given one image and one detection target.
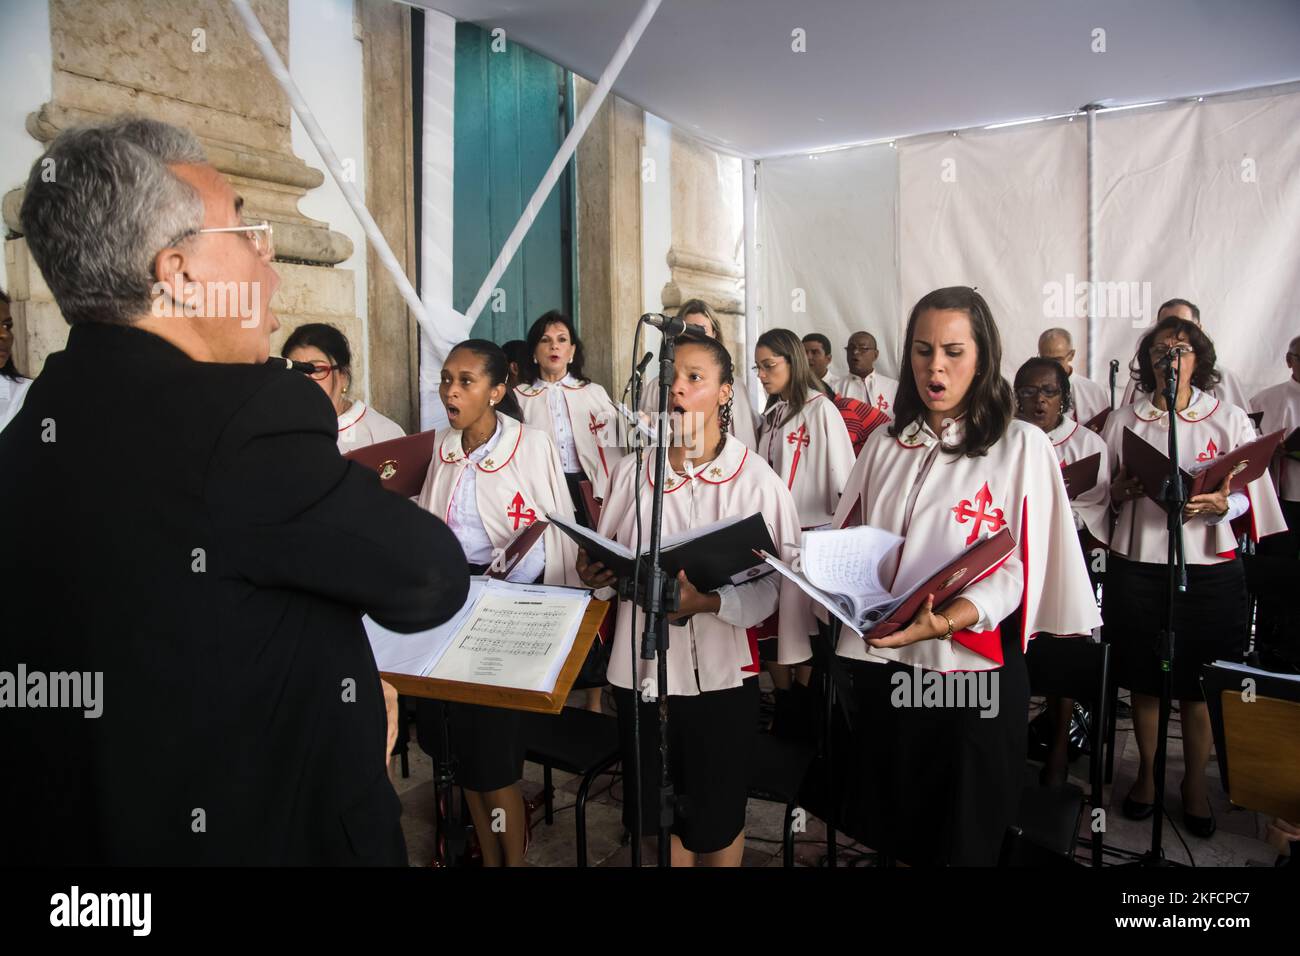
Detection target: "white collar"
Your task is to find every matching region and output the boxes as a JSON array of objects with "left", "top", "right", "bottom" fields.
[
  {"left": 337, "top": 400, "right": 368, "bottom": 432},
  {"left": 1133, "top": 387, "right": 1218, "bottom": 423},
  {"left": 896, "top": 414, "right": 965, "bottom": 450},
  {"left": 439, "top": 412, "right": 521, "bottom": 472},
  {"left": 1046, "top": 416, "right": 1078, "bottom": 446}
]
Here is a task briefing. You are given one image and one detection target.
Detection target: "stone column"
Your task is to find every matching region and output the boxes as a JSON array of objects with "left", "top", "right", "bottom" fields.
[
  {"left": 1, "top": 0, "right": 360, "bottom": 386},
  {"left": 574, "top": 79, "right": 643, "bottom": 396},
  {"left": 357, "top": 0, "right": 419, "bottom": 432},
  {"left": 663, "top": 128, "right": 745, "bottom": 368}
]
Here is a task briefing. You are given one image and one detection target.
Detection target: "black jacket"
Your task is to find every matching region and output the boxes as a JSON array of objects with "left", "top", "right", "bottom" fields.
[{"left": 0, "top": 322, "right": 468, "bottom": 865}]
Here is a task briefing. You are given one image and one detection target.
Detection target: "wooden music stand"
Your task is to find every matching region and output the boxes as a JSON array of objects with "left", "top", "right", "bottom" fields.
[
  {"left": 382, "top": 598, "right": 610, "bottom": 715},
  {"left": 1217, "top": 693, "right": 1300, "bottom": 822}
]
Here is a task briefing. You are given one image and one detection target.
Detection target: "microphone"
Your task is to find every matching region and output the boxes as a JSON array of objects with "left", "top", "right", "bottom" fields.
[
  {"left": 641, "top": 312, "right": 686, "bottom": 337},
  {"left": 265, "top": 357, "right": 317, "bottom": 374},
  {"left": 634, "top": 351, "right": 654, "bottom": 376},
  {"left": 1154, "top": 344, "right": 1190, "bottom": 368}
]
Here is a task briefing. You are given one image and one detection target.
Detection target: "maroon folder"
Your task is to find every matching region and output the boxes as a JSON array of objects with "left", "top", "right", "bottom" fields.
[
  {"left": 343, "top": 429, "right": 438, "bottom": 498},
  {"left": 866, "top": 528, "right": 1016, "bottom": 639},
  {"left": 1122, "top": 427, "right": 1283, "bottom": 522},
  {"left": 1060, "top": 453, "right": 1101, "bottom": 501},
  {"left": 578, "top": 478, "right": 602, "bottom": 528},
  {"left": 485, "top": 520, "right": 549, "bottom": 580},
  {"left": 1083, "top": 407, "right": 1112, "bottom": 434}
]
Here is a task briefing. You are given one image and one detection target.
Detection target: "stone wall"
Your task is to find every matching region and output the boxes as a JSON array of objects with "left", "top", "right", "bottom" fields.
[{"left": 1, "top": 0, "right": 366, "bottom": 393}]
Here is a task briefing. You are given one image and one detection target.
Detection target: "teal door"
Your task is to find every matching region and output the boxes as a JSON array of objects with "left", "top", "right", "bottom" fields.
[{"left": 453, "top": 24, "right": 574, "bottom": 344}]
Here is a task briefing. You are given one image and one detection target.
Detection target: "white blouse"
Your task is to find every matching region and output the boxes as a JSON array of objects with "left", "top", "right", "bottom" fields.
[
  {"left": 0, "top": 376, "right": 32, "bottom": 435},
  {"left": 1250, "top": 377, "right": 1300, "bottom": 502},
  {"left": 542, "top": 374, "right": 583, "bottom": 473},
  {"left": 444, "top": 421, "right": 546, "bottom": 583}
]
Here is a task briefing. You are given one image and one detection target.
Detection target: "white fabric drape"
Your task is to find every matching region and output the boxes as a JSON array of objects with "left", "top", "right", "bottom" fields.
[
  {"left": 1094, "top": 90, "right": 1300, "bottom": 400},
  {"left": 756, "top": 145, "right": 901, "bottom": 381},
  {"left": 755, "top": 86, "right": 1299, "bottom": 404},
  {"left": 898, "top": 120, "right": 1088, "bottom": 384}
]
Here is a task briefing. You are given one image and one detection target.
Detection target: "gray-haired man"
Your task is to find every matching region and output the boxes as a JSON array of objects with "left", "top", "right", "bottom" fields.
[{"left": 0, "top": 116, "right": 468, "bottom": 865}]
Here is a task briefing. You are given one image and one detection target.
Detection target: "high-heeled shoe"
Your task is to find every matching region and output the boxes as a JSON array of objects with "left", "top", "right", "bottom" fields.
[
  {"left": 1181, "top": 783, "right": 1216, "bottom": 838},
  {"left": 1182, "top": 806, "right": 1216, "bottom": 838},
  {"left": 1122, "top": 789, "right": 1154, "bottom": 820}
]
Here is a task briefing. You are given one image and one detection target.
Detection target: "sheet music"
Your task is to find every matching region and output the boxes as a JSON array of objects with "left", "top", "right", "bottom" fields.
[
  {"left": 365, "top": 578, "right": 487, "bottom": 678},
  {"left": 800, "top": 525, "right": 903, "bottom": 618},
  {"left": 1207, "top": 660, "right": 1300, "bottom": 684},
  {"left": 429, "top": 581, "right": 589, "bottom": 692}
]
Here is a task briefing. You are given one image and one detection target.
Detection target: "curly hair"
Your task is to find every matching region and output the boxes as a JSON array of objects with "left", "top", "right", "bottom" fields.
[{"left": 1130, "top": 315, "right": 1221, "bottom": 397}]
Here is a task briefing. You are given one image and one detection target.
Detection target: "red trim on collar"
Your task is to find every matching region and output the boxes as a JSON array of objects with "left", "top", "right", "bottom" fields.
[
  {"left": 337, "top": 403, "right": 367, "bottom": 433},
  {"left": 438, "top": 420, "right": 522, "bottom": 471},
  {"left": 646, "top": 446, "right": 747, "bottom": 490},
  {"left": 1051, "top": 420, "right": 1080, "bottom": 447}
]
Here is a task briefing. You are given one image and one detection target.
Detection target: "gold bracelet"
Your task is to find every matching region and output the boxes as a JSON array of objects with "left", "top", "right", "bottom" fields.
[{"left": 938, "top": 616, "right": 956, "bottom": 641}]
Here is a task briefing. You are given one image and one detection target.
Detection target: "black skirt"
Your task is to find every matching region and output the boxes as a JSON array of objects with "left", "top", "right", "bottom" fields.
[
  {"left": 1102, "top": 554, "right": 1248, "bottom": 699},
  {"left": 411, "top": 560, "right": 524, "bottom": 792},
  {"left": 613, "top": 678, "right": 759, "bottom": 855},
  {"left": 845, "top": 624, "right": 1029, "bottom": 867},
  {"left": 564, "top": 469, "right": 611, "bottom": 690}
]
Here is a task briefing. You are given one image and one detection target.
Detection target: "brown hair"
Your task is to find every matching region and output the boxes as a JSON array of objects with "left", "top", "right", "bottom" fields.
[{"left": 888, "top": 286, "right": 1013, "bottom": 458}]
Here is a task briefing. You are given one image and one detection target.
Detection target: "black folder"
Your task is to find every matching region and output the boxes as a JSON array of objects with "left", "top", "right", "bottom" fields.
[{"left": 548, "top": 511, "right": 776, "bottom": 593}]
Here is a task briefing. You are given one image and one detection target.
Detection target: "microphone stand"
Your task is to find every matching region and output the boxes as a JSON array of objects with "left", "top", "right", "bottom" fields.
[
  {"left": 622, "top": 321, "right": 683, "bottom": 867},
  {"left": 1141, "top": 349, "right": 1189, "bottom": 866}
]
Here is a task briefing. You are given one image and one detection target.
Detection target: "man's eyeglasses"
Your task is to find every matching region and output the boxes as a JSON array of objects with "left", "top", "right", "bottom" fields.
[
  {"left": 307, "top": 362, "right": 341, "bottom": 381},
  {"left": 183, "top": 220, "right": 275, "bottom": 258},
  {"left": 1015, "top": 385, "right": 1062, "bottom": 400},
  {"left": 846, "top": 345, "right": 878, "bottom": 354}
]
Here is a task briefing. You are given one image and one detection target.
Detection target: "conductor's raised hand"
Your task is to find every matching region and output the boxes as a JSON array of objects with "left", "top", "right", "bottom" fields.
[
  {"left": 576, "top": 548, "right": 617, "bottom": 589},
  {"left": 867, "top": 593, "right": 948, "bottom": 649}
]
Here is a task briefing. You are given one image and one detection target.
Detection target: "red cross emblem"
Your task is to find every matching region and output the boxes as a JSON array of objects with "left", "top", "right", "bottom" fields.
[
  {"left": 784, "top": 424, "right": 810, "bottom": 490},
  {"left": 507, "top": 492, "right": 536, "bottom": 530},
  {"left": 951, "top": 482, "right": 1006, "bottom": 545},
  {"left": 1196, "top": 438, "right": 1218, "bottom": 462},
  {"left": 588, "top": 413, "right": 610, "bottom": 477}
]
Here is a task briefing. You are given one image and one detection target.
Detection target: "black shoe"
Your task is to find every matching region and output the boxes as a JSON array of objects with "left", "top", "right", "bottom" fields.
[
  {"left": 1122, "top": 791, "right": 1154, "bottom": 820},
  {"left": 1183, "top": 806, "right": 1216, "bottom": 838}
]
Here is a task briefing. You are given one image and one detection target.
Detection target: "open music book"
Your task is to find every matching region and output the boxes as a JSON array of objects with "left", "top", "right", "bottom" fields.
[
  {"left": 548, "top": 511, "right": 776, "bottom": 593},
  {"left": 365, "top": 578, "right": 590, "bottom": 693},
  {"left": 759, "top": 525, "right": 1016, "bottom": 639}
]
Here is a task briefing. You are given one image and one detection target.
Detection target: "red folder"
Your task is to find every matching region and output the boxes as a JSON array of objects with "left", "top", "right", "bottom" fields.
[
  {"left": 485, "top": 520, "right": 549, "bottom": 580},
  {"left": 866, "top": 528, "right": 1016, "bottom": 639},
  {"left": 1122, "top": 427, "right": 1283, "bottom": 522},
  {"left": 1083, "top": 407, "right": 1112, "bottom": 434},
  {"left": 1060, "top": 452, "right": 1101, "bottom": 501},
  {"left": 343, "top": 429, "right": 438, "bottom": 497},
  {"left": 578, "top": 479, "right": 602, "bottom": 527}
]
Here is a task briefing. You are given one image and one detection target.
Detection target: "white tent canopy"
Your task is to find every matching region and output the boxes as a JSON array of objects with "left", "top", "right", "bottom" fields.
[{"left": 418, "top": 0, "right": 1300, "bottom": 159}]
